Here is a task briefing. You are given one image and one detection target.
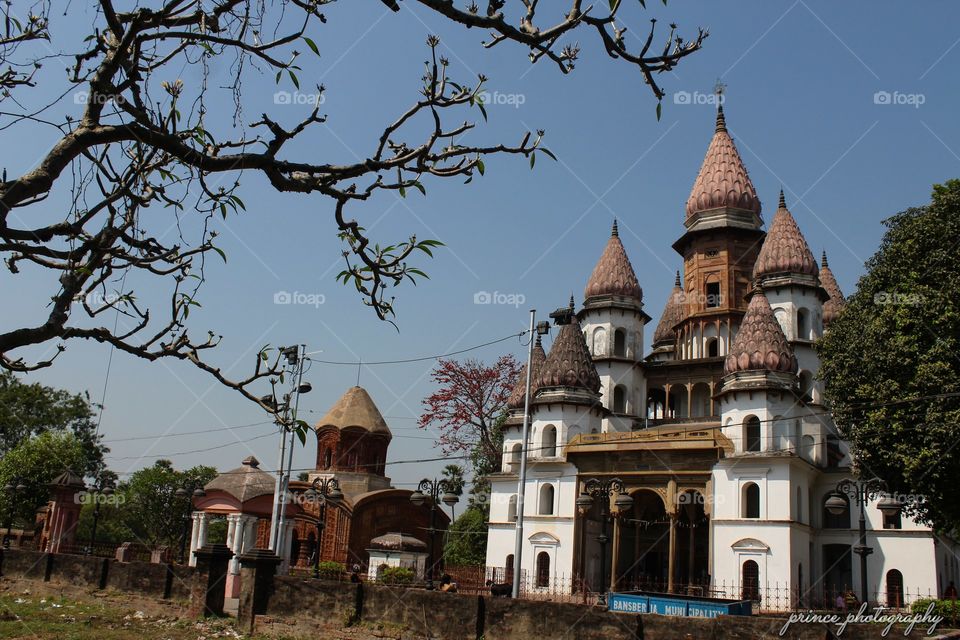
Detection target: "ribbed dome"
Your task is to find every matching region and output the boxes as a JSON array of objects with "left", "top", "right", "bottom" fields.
[
  {"left": 753, "top": 191, "right": 818, "bottom": 279},
  {"left": 685, "top": 107, "right": 762, "bottom": 218},
  {"left": 652, "top": 271, "right": 685, "bottom": 345},
  {"left": 584, "top": 221, "right": 642, "bottom": 301},
  {"left": 819, "top": 251, "right": 845, "bottom": 327},
  {"left": 724, "top": 289, "right": 798, "bottom": 375},
  {"left": 315, "top": 386, "right": 391, "bottom": 436},
  {"left": 507, "top": 336, "right": 547, "bottom": 409},
  {"left": 537, "top": 315, "right": 601, "bottom": 394}
]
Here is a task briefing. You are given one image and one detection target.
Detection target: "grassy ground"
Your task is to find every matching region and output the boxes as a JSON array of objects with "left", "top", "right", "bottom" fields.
[{"left": 0, "top": 593, "right": 273, "bottom": 640}]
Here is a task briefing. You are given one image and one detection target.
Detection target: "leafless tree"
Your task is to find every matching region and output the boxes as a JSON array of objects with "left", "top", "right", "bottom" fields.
[{"left": 0, "top": 0, "right": 705, "bottom": 414}]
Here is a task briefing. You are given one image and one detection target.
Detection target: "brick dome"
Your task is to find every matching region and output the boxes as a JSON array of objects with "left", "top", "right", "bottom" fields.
[
  {"left": 819, "top": 251, "right": 845, "bottom": 327},
  {"left": 507, "top": 336, "right": 547, "bottom": 409},
  {"left": 584, "top": 221, "right": 643, "bottom": 302},
  {"left": 685, "top": 107, "right": 762, "bottom": 218},
  {"left": 537, "top": 312, "right": 601, "bottom": 394},
  {"left": 753, "top": 191, "right": 818, "bottom": 279},
  {"left": 724, "top": 289, "right": 798, "bottom": 375},
  {"left": 652, "top": 271, "right": 685, "bottom": 345}
]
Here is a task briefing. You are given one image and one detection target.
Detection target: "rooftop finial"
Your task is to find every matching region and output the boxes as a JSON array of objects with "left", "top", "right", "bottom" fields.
[
  {"left": 535, "top": 335, "right": 542, "bottom": 348},
  {"left": 674, "top": 270, "right": 681, "bottom": 287},
  {"left": 821, "top": 250, "right": 829, "bottom": 268},
  {"left": 569, "top": 294, "right": 575, "bottom": 310},
  {"left": 778, "top": 188, "right": 786, "bottom": 209},
  {"left": 611, "top": 219, "right": 619, "bottom": 237},
  {"left": 715, "top": 105, "right": 727, "bottom": 133}
]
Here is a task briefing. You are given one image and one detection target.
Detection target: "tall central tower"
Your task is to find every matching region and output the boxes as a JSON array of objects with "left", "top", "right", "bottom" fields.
[{"left": 671, "top": 107, "right": 765, "bottom": 361}]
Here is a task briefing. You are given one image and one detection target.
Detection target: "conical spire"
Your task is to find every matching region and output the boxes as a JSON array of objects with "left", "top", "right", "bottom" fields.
[
  {"left": 652, "top": 271, "right": 686, "bottom": 345},
  {"left": 686, "top": 107, "right": 761, "bottom": 219},
  {"left": 753, "top": 191, "right": 818, "bottom": 279},
  {"left": 819, "top": 250, "right": 846, "bottom": 327},
  {"left": 537, "top": 315, "right": 601, "bottom": 394},
  {"left": 724, "top": 289, "right": 798, "bottom": 375},
  {"left": 584, "top": 222, "right": 643, "bottom": 301},
  {"left": 315, "top": 386, "right": 391, "bottom": 437},
  {"left": 507, "top": 336, "right": 547, "bottom": 409}
]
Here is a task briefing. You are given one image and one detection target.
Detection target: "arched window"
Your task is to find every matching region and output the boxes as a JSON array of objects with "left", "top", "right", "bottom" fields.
[
  {"left": 799, "top": 370, "right": 813, "bottom": 399},
  {"left": 742, "top": 560, "right": 759, "bottom": 600},
  {"left": 507, "top": 495, "right": 518, "bottom": 522},
  {"left": 536, "top": 552, "right": 551, "bottom": 588},
  {"left": 801, "top": 434, "right": 816, "bottom": 463},
  {"left": 592, "top": 327, "right": 607, "bottom": 357},
  {"left": 823, "top": 493, "right": 850, "bottom": 528},
  {"left": 705, "top": 279, "right": 721, "bottom": 308},
  {"left": 511, "top": 443, "right": 522, "bottom": 465},
  {"left": 742, "top": 482, "right": 760, "bottom": 518},
  {"left": 706, "top": 337, "right": 719, "bottom": 358},
  {"left": 886, "top": 569, "right": 904, "bottom": 608},
  {"left": 613, "top": 386, "right": 627, "bottom": 414},
  {"left": 538, "top": 484, "right": 555, "bottom": 515},
  {"left": 797, "top": 308, "right": 810, "bottom": 340},
  {"left": 744, "top": 415, "right": 761, "bottom": 452},
  {"left": 505, "top": 554, "right": 514, "bottom": 578},
  {"left": 614, "top": 329, "right": 626, "bottom": 357},
  {"left": 541, "top": 425, "right": 557, "bottom": 457}
]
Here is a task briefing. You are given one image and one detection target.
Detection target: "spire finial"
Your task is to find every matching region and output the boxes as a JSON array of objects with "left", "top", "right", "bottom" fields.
[
  {"left": 611, "top": 219, "right": 619, "bottom": 237},
  {"left": 569, "top": 294, "right": 575, "bottom": 311},
  {"left": 821, "top": 250, "right": 828, "bottom": 268},
  {"left": 778, "top": 188, "right": 786, "bottom": 209},
  {"left": 535, "top": 335, "right": 542, "bottom": 348},
  {"left": 674, "top": 270, "right": 681, "bottom": 288},
  {"left": 715, "top": 105, "right": 727, "bottom": 133}
]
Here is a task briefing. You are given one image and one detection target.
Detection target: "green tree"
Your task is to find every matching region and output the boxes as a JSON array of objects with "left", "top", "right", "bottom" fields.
[
  {"left": 443, "top": 507, "right": 489, "bottom": 567},
  {"left": 0, "top": 371, "right": 106, "bottom": 473},
  {"left": 118, "top": 460, "right": 218, "bottom": 547},
  {"left": 0, "top": 430, "right": 89, "bottom": 526},
  {"left": 818, "top": 179, "right": 960, "bottom": 529}
]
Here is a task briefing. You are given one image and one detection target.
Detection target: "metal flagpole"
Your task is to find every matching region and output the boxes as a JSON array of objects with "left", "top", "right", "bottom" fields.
[{"left": 512, "top": 310, "right": 536, "bottom": 598}]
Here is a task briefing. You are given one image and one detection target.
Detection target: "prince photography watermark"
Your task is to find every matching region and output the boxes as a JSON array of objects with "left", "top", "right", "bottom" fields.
[{"left": 779, "top": 603, "right": 943, "bottom": 638}]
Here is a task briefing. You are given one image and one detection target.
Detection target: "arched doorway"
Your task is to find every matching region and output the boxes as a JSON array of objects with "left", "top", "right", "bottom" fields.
[
  {"left": 613, "top": 490, "right": 670, "bottom": 591},
  {"left": 742, "top": 560, "right": 760, "bottom": 601},
  {"left": 886, "top": 569, "right": 904, "bottom": 608}
]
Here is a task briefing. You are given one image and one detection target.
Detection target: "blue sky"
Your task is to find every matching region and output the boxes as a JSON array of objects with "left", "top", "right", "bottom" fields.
[{"left": 4, "top": 1, "right": 960, "bottom": 492}]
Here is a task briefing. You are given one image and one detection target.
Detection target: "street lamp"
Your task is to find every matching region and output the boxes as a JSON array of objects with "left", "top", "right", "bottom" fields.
[
  {"left": 576, "top": 478, "right": 633, "bottom": 598},
  {"left": 175, "top": 482, "right": 207, "bottom": 564},
  {"left": 2, "top": 479, "right": 27, "bottom": 549},
  {"left": 825, "top": 477, "right": 902, "bottom": 604},
  {"left": 409, "top": 478, "right": 459, "bottom": 589},
  {"left": 304, "top": 477, "right": 343, "bottom": 578},
  {"left": 85, "top": 474, "right": 115, "bottom": 555}
]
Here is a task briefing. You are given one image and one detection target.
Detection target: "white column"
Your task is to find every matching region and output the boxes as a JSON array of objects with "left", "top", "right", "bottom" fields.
[
  {"left": 226, "top": 514, "right": 242, "bottom": 574},
  {"left": 226, "top": 515, "right": 237, "bottom": 551},
  {"left": 190, "top": 512, "right": 209, "bottom": 566},
  {"left": 279, "top": 520, "right": 296, "bottom": 574},
  {"left": 188, "top": 512, "right": 202, "bottom": 567}
]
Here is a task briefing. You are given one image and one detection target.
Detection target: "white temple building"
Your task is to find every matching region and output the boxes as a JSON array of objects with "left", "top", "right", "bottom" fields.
[{"left": 485, "top": 107, "right": 959, "bottom": 608}]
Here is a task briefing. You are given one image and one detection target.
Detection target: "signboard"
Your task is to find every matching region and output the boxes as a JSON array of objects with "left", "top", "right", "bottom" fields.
[{"left": 607, "top": 591, "right": 752, "bottom": 618}]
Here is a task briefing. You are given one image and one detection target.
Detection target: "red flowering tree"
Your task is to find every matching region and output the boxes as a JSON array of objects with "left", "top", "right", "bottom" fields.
[{"left": 419, "top": 355, "right": 521, "bottom": 471}]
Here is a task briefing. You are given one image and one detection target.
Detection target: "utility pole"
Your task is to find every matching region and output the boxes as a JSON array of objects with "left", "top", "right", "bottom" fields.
[{"left": 512, "top": 310, "right": 536, "bottom": 598}]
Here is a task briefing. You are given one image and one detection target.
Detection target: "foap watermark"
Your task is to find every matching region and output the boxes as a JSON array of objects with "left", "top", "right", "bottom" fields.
[
  {"left": 73, "top": 90, "right": 114, "bottom": 106},
  {"left": 474, "top": 291, "right": 525, "bottom": 307},
  {"left": 274, "top": 290, "right": 325, "bottom": 308},
  {"left": 673, "top": 90, "right": 724, "bottom": 106},
  {"left": 477, "top": 91, "right": 526, "bottom": 109},
  {"left": 273, "top": 90, "right": 325, "bottom": 106},
  {"left": 779, "top": 603, "right": 942, "bottom": 637},
  {"left": 73, "top": 291, "right": 121, "bottom": 307},
  {"left": 873, "top": 91, "right": 925, "bottom": 108},
  {"left": 75, "top": 491, "right": 125, "bottom": 506},
  {"left": 873, "top": 291, "right": 925, "bottom": 306}
]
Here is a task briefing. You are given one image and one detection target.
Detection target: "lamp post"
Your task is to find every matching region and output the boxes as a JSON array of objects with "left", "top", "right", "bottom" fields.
[
  {"left": 304, "top": 477, "right": 343, "bottom": 578},
  {"left": 2, "top": 479, "right": 26, "bottom": 549},
  {"left": 576, "top": 478, "right": 633, "bottom": 599},
  {"left": 825, "top": 477, "right": 902, "bottom": 604},
  {"left": 175, "top": 482, "right": 207, "bottom": 564},
  {"left": 85, "top": 474, "right": 115, "bottom": 555},
  {"left": 409, "top": 478, "right": 459, "bottom": 589}
]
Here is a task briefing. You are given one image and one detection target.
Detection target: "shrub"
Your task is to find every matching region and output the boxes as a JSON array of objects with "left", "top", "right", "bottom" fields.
[
  {"left": 315, "top": 561, "right": 345, "bottom": 579},
  {"left": 378, "top": 566, "right": 415, "bottom": 585},
  {"left": 911, "top": 598, "right": 960, "bottom": 621}
]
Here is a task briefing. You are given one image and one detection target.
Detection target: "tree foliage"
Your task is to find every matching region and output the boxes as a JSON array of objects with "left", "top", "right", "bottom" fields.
[
  {"left": 0, "top": 370, "right": 106, "bottom": 471},
  {"left": 116, "top": 459, "right": 218, "bottom": 547},
  {"left": 419, "top": 355, "right": 520, "bottom": 471},
  {"left": 0, "top": 430, "right": 90, "bottom": 525},
  {"left": 0, "top": 0, "right": 705, "bottom": 415},
  {"left": 818, "top": 179, "right": 960, "bottom": 529},
  {"left": 443, "top": 506, "right": 488, "bottom": 567}
]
